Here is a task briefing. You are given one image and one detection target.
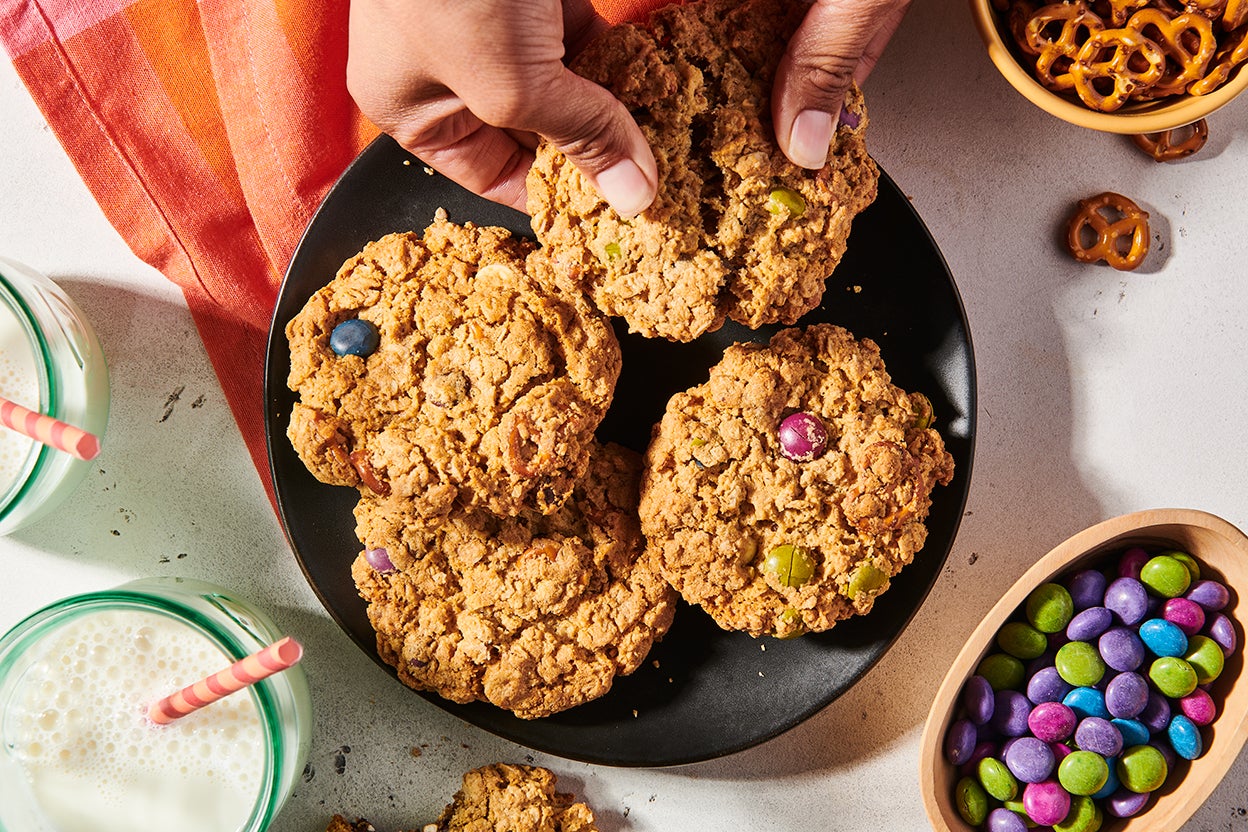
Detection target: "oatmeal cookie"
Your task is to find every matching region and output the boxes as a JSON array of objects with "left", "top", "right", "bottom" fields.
[
  {"left": 352, "top": 442, "right": 677, "bottom": 719},
  {"left": 527, "top": 0, "right": 879, "bottom": 342},
  {"left": 428, "top": 764, "right": 598, "bottom": 832},
  {"left": 639, "top": 324, "right": 955, "bottom": 638},
  {"left": 286, "top": 214, "right": 620, "bottom": 518}
]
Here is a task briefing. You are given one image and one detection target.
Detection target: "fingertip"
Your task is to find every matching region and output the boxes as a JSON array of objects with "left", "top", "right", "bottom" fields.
[
  {"left": 785, "top": 108, "right": 838, "bottom": 170},
  {"left": 594, "top": 158, "right": 657, "bottom": 218}
]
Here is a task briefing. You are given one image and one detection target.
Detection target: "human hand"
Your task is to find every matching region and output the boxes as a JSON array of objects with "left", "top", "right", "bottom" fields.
[
  {"left": 346, "top": 0, "right": 659, "bottom": 216},
  {"left": 772, "top": 0, "right": 912, "bottom": 169}
]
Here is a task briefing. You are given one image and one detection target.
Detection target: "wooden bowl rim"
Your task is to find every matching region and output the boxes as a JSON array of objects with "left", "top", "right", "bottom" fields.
[{"left": 920, "top": 508, "right": 1248, "bottom": 832}]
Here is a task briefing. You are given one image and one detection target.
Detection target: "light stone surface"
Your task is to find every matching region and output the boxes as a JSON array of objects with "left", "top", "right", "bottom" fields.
[{"left": 2, "top": 2, "right": 1247, "bottom": 828}]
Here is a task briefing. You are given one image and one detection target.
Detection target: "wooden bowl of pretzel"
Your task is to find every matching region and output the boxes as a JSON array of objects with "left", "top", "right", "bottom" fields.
[{"left": 970, "top": 0, "right": 1248, "bottom": 132}]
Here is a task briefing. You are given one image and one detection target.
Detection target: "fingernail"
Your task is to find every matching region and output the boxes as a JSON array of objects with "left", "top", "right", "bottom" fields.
[
  {"left": 596, "top": 159, "right": 654, "bottom": 217},
  {"left": 788, "top": 109, "right": 837, "bottom": 170}
]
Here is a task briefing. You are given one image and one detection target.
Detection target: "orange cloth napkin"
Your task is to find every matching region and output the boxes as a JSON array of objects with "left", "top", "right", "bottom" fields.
[{"left": 0, "top": 0, "right": 667, "bottom": 509}]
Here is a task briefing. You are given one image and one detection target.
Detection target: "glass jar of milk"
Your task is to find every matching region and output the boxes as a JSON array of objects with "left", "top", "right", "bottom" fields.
[
  {"left": 0, "top": 577, "right": 313, "bottom": 832},
  {"left": 0, "top": 257, "right": 109, "bottom": 534}
]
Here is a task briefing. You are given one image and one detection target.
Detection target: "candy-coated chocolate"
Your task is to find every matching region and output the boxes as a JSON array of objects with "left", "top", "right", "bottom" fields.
[
  {"left": 1066, "top": 607, "right": 1113, "bottom": 642},
  {"left": 1138, "top": 690, "right": 1172, "bottom": 734},
  {"left": 1104, "top": 671, "right": 1148, "bottom": 719},
  {"left": 1029, "top": 701, "right": 1077, "bottom": 742},
  {"left": 1104, "top": 787, "right": 1150, "bottom": 818},
  {"left": 978, "top": 755, "right": 1020, "bottom": 801},
  {"left": 1178, "top": 687, "right": 1217, "bottom": 726},
  {"left": 979, "top": 653, "right": 1027, "bottom": 691},
  {"left": 1005, "top": 736, "right": 1056, "bottom": 784},
  {"left": 1075, "top": 716, "right": 1123, "bottom": 757},
  {"left": 998, "top": 621, "right": 1049, "bottom": 660},
  {"left": 1104, "top": 577, "right": 1149, "bottom": 626},
  {"left": 1056, "top": 641, "right": 1105, "bottom": 687},
  {"left": 1028, "top": 666, "right": 1073, "bottom": 704},
  {"left": 1183, "top": 634, "right": 1225, "bottom": 684},
  {"left": 955, "top": 775, "right": 990, "bottom": 825},
  {"left": 1185, "top": 579, "right": 1230, "bottom": 612},
  {"left": 1117, "top": 744, "right": 1168, "bottom": 793},
  {"left": 945, "top": 718, "right": 977, "bottom": 765},
  {"left": 329, "top": 318, "right": 380, "bottom": 357},
  {"left": 1068, "top": 569, "right": 1108, "bottom": 611},
  {"left": 1098, "top": 626, "right": 1145, "bottom": 672},
  {"left": 1023, "top": 779, "right": 1071, "bottom": 826},
  {"left": 1027, "top": 583, "right": 1075, "bottom": 633},
  {"left": 963, "top": 674, "right": 996, "bottom": 725},
  {"left": 1058, "top": 750, "right": 1109, "bottom": 796},
  {"left": 993, "top": 689, "right": 1034, "bottom": 737},
  {"left": 1166, "top": 713, "right": 1203, "bottom": 760},
  {"left": 959, "top": 741, "right": 999, "bottom": 777},
  {"left": 1137, "top": 618, "right": 1187, "bottom": 658},
  {"left": 1160, "top": 597, "right": 1205, "bottom": 636},
  {"left": 1149, "top": 656, "right": 1198, "bottom": 698},
  {"left": 1091, "top": 758, "right": 1120, "bottom": 800},
  {"left": 1139, "top": 555, "right": 1192, "bottom": 598},
  {"left": 1117, "top": 548, "right": 1150, "bottom": 579},
  {"left": 1063, "top": 686, "right": 1110, "bottom": 720},
  {"left": 1161, "top": 550, "right": 1200, "bottom": 582},
  {"left": 987, "top": 807, "right": 1029, "bottom": 832},
  {"left": 1111, "top": 718, "right": 1150, "bottom": 747},
  {"left": 1207, "top": 613, "right": 1237, "bottom": 656},
  {"left": 1053, "top": 794, "right": 1102, "bottom": 832}
]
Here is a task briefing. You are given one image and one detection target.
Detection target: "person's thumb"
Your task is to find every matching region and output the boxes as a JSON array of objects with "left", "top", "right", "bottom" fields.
[
  {"left": 524, "top": 69, "right": 658, "bottom": 218},
  {"left": 773, "top": 0, "right": 909, "bottom": 169}
]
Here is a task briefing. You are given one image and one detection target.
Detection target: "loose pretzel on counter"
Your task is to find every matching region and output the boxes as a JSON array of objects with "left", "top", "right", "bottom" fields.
[
  {"left": 1130, "top": 118, "right": 1210, "bottom": 159},
  {"left": 1066, "top": 192, "right": 1151, "bottom": 271}
]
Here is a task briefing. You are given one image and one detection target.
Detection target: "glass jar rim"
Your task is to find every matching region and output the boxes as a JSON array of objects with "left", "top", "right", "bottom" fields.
[
  {"left": 0, "top": 589, "right": 289, "bottom": 832},
  {"left": 0, "top": 272, "right": 56, "bottom": 517}
]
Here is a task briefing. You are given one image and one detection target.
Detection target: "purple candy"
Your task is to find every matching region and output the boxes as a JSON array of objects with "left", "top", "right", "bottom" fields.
[
  {"left": 1028, "top": 701, "right": 1076, "bottom": 742},
  {"left": 1075, "top": 716, "right": 1124, "bottom": 757},
  {"left": 1185, "top": 579, "right": 1230, "bottom": 611},
  {"left": 1067, "top": 606, "right": 1114, "bottom": 642},
  {"left": 1179, "top": 688, "right": 1217, "bottom": 725},
  {"left": 992, "top": 689, "right": 1034, "bottom": 737},
  {"left": 1005, "top": 736, "right": 1056, "bottom": 783},
  {"left": 1208, "top": 613, "right": 1238, "bottom": 656},
  {"left": 963, "top": 674, "right": 996, "bottom": 725},
  {"left": 1105, "top": 577, "right": 1150, "bottom": 626},
  {"left": 1105, "top": 787, "right": 1151, "bottom": 818},
  {"left": 1099, "top": 626, "right": 1146, "bottom": 672},
  {"left": 1105, "top": 671, "right": 1149, "bottom": 719},
  {"left": 945, "top": 718, "right": 977, "bottom": 765},
  {"left": 1161, "top": 597, "right": 1206, "bottom": 636},
  {"left": 1151, "top": 738, "right": 1178, "bottom": 770},
  {"left": 986, "top": 807, "right": 1029, "bottom": 832},
  {"left": 1118, "top": 548, "right": 1151, "bottom": 579},
  {"left": 1140, "top": 690, "right": 1172, "bottom": 734},
  {"left": 1023, "top": 779, "right": 1071, "bottom": 826},
  {"left": 1027, "top": 666, "right": 1074, "bottom": 704},
  {"left": 1068, "top": 569, "right": 1108, "bottom": 611}
]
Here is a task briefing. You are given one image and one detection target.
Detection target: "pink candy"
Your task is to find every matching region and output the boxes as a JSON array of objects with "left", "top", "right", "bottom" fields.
[
  {"left": 1024, "top": 779, "right": 1071, "bottom": 826},
  {"left": 1028, "top": 701, "right": 1076, "bottom": 742},
  {"left": 1179, "top": 688, "right": 1218, "bottom": 725},
  {"left": 1161, "top": 597, "right": 1206, "bottom": 636}
]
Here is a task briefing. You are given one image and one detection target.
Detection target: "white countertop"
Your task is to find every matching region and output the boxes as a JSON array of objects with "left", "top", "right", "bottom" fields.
[{"left": 2, "top": 2, "right": 1247, "bottom": 828}]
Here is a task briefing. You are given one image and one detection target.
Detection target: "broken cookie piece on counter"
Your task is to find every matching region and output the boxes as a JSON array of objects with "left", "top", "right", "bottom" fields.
[{"left": 325, "top": 763, "right": 598, "bottom": 832}]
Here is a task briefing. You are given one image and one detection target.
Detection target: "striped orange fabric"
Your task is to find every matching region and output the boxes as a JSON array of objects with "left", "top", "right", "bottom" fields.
[{"left": 0, "top": 0, "right": 666, "bottom": 508}]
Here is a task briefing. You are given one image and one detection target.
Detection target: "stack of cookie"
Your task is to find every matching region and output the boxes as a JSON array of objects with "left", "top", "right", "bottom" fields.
[{"left": 285, "top": 0, "right": 953, "bottom": 718}]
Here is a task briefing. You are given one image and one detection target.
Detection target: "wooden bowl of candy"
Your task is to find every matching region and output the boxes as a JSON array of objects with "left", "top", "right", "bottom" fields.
[
  {"left": 919, "top": 508, "right": 1248, "bottom": 831},
  {"left": 969, "top": 0, "right": 1248, "bottom": 133}
]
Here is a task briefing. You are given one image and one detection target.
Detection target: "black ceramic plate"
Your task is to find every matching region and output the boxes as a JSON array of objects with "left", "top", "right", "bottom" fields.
[{"left": 264, "top": 135, "right": 976, "bottom": 767}]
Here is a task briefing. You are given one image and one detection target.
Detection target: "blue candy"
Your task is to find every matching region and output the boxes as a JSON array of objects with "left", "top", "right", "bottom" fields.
[
  {"left": 329, "top": 318, "right": 380, "bottom": 357},
  {"left": 1064, "top": 686, "right": 1111, "bottom": 720},
  {"left": 1111, "top": 717, "right": 1151, "bottom": 747},
  {"left": 1166, "top": 714, "right": 1204, "bottom": 760},
  {"left": 1138, "top": 618, "right": 1189, "bottom": 658},
  {"left": 1092, "top": 757, "right": 1121, "bottom": 800}
]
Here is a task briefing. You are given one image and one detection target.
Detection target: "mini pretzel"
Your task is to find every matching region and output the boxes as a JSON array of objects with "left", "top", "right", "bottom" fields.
[
  {"left": 1128, "top": 8, "right": 1218, "bottom": 95},
  {"left": 1066, "top": 192, "right": 1151, "bottom": 271},
  {"left": 1130, "top": 118, "right": 1209, "bottom": 160},
  {"left": 1188, "top": 23, "right": 1248, "bottom": 93},
  {"left": 1105, "top": 0, "right": 1154, "bottom": 24},
  {"left": 1071, "top": 27, "right": 1167, "bottom": 109},
  {"left": 1025, "top": 1, "right": 1107, "bottom": 89},
  {"left": 1224, "top": 0, "right": 1248, "bottom": 29}
]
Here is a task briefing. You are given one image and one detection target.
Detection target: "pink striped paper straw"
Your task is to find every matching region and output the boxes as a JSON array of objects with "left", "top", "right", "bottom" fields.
[
  {"left": 147, "top": 636, "right": 303, "bottom": 725},
  {"left": 0, "top": 395, "right": 100, "bottom": 461}
]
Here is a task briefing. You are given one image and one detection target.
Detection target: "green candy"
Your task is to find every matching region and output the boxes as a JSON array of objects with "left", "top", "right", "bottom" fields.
[
  {"left": 766, "top": 187, "right": 806, "bottom": 218},
  {"left": 955, "top": 776, "right": 989, "bottom": 826},
  {"left": 1055, "top": 641, "right": 1106, "bottom": 687},
  {"left": 997, "top": 621, "right": 1048, "bottom": 660},
  {"left": 1117, "top": 744, "right": 1168, "bottom": 793},
  {"left": 1160, "top": 549, "right": 1201, "bottom": 582},
  {"left": 1184, "top": 634, "right": 1225, "bottom": 685},
  {"left": 1140, "top": 555, "right": 1192, "bottom": 598},
  {"left": 1053, "top": 795, "right": 1103, "bottom": 832},
  {"left": 977, "top": 756, "right": 1019, "bottom": 801},
  {"left": 1003, "top": 799, "right": 1038, "bottom": 828},
  {"left": 1149, "top": 656, "right": 1198, "bottom": 698},
  {"left": 1026, "top": 582, "right": 1074, "bottom": 633},
  {"left": 763, "top": 544, "right": 816, "bottom": 588},
  {"left": 978, "top": 652, "right": 1026, "bottom": 691},
  {"left": 1057, "top": 750, "right": 1109, "bottom": 796}
]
